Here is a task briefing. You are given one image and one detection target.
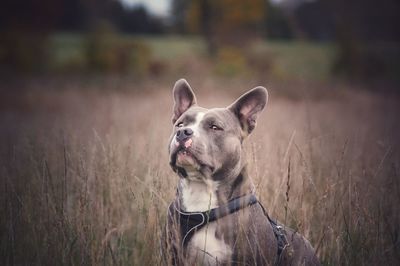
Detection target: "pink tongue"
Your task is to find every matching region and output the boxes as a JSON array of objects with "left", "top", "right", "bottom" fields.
[{"left": 184, "top": 138, "right": 192, "bottom": 148}]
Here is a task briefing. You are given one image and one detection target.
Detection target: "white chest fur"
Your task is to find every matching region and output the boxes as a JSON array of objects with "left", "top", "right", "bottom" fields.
[
  {"left": 187, "top": 223, "right": 233, "bottom": 265},
  {"left": 179, "top": 179, "right": 232, "bottom": 264},
  {"left": 180, "top": 179, "right": 219, "bottom": 212}
]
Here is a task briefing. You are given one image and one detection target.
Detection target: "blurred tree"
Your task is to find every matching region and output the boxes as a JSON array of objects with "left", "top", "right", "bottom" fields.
[
  {"left": 0, "top": 0, "right": 165, "bottom": 73},
  {"left": 95, "top": 1, "right": 165, "bottom": 34},
  {"left": 294, "top": 0, "right": 334, "bottom": 41},
  {"left": 327, "top": 0, "right": 400, "bottom": 42},
  {"left": 0, "top": 0, "right": 61, "bottom": 72},
  {"left": 57, "top": 0, "right": 86, "bottom": 31},
  {"left": 117, "top": 6, "right": 165, "bottom": 34},
  {"left": 171, "top": 0, "right": 189, "bottom": 34},
  {"left": 325, "top": 0, "right": 400, "bottom": 80},
  {"left": 274, "top": 0, "right": 400, "bottom": 81},
  {"left": 185, "top": 0, "right": 267, "bottom": 55},
  {"left": 85, "top": 22, "right": 152, "bottom": 73},
  {"left": 0, "top": 0, "right": 60, "bottom": 32},
  {"left": 291, "top": 0, "right": 400, "bottom": 43},
  {"left": 265, "top": 1, "right": 294, "bottom": 40}
]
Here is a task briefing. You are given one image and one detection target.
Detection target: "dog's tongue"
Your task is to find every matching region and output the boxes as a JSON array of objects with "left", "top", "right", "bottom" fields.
[{"left": 184, "top": 139, "right": 192, "bottom": 148}]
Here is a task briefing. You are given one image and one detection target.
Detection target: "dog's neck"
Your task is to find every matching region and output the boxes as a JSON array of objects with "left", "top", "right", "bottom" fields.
[
  {"left": 218, "top": 166, "right": 255, "bottom": 203},
  {"left": 177, "top": 167, "right": 254, "bottom": 212},
  {"left": 178, "top": 178, "right": 219, "bottom": 212}
]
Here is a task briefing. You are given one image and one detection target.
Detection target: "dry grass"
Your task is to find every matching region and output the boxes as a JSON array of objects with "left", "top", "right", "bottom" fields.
[{"left": 0, "top": 77, "right": 399, "bottom": 265}]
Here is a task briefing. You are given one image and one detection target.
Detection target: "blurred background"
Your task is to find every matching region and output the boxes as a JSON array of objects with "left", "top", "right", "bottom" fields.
[
  {"left": 1, "top": 1, "right": 400, "bottom": 265},
  {"left": 0, "top": 0, "right": 399, "bottom": 86}
]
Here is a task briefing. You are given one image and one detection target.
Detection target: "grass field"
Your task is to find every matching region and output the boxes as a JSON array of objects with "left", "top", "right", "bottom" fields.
[{"left": 0, "top": 75, "right": 399, "bottom": 265}]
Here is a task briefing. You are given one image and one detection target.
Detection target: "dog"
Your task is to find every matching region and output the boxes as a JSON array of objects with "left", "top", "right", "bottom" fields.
[{"left": 164, "top": 79, "right": 320, "bottom": 265}]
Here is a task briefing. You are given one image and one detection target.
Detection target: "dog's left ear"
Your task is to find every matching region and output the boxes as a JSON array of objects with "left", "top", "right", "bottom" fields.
[
  {"left": 172, "top": 79, "right": 197, "bottom": 124},
  {"left": 228, "top": 86, "right": 268, "bottom": 136}
]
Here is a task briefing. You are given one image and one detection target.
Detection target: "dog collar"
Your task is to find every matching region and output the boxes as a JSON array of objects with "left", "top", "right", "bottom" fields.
[{"left": 168, "top": 194, "right": 258, "bottom": 247}]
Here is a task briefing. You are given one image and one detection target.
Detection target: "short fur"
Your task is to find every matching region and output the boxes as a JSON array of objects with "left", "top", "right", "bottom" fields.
[{"left": 164, "top": 79, "right": 320, "bottom": 265}]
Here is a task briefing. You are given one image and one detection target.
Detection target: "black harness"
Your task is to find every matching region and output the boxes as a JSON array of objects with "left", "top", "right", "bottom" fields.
[{"left": 168, "top": 194, "right": 288, "bottom": 261}]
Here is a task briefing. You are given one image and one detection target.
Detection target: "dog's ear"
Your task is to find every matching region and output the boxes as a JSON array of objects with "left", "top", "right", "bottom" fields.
[
  {"left": 172, "top": 79, "right": 197, "bottom": 124},
  {"left": 228, "top": 86, "right": 268, "bottom": 136}
]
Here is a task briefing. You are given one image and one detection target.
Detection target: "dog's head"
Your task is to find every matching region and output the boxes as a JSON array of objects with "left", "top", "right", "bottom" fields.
[{"left": 168, "top": 79, "right": 268, "bottom": 183}]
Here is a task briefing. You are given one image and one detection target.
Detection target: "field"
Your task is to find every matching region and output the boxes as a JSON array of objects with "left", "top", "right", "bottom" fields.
[
  {"left": 1, "top": 35, "right": 400, "bottom": 265},
  {"left": 0, "top": 75, "right": 399, "bottom": 265}
]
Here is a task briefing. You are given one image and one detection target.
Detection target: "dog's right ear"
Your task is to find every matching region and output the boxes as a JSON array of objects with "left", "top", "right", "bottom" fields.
[{"left": 172, "top": 79, "right": 197, "bottom": 124}]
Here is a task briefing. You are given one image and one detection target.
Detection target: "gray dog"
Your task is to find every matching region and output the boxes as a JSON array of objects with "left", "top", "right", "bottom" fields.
[{"left": 164, "top": 79, "right": 320, "bottom": 265}]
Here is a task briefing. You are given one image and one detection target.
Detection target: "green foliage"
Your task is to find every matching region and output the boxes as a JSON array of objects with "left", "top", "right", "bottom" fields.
[
  {"left": 252, "top": 41, "right": 336, "bottom": 82},
  {"left": 212, "top": 41, "right": 335, "bottom": 80},
  {"left": 18, "top": 33, "right": 399, "bottom": 84},
  {"left": 48, "top": 33, "right": 87, "bottom": 72},
  {"left": 85, "top": 24, "right": 151, "bottom": 74},
  {"left": 141, "top": 36, "right": 205, "bottom": 61},
  {"left": 214, "top": 46, "right": 249, "bottom": 77},
  {"left": 46, "top": 35, "right": 338, "bottom": 81}
]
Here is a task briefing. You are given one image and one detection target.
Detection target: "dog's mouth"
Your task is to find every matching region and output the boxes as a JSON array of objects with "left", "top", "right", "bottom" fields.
[
  {"left": 176, "top": 149, "right": 197, "bottom": 166},
  {"left": 170, "top": 147, "right": 198, "bottom": 168},
  {"left": 170, "top": 146, "right": 214, "bottom": 178}
]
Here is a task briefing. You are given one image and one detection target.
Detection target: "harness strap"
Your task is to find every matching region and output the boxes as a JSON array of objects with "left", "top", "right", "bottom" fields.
[
  {"left": 168, "top": 194, "right": 288, "bottom": 263},
  {"left": 257, "top": 201, "right": 289, "bottom": 264},
  {"left": 169, "top": 194, "right": 258, "bottom": 247},
  {"left": 208, "top": 194, "right": 258, "bottom": 221}
]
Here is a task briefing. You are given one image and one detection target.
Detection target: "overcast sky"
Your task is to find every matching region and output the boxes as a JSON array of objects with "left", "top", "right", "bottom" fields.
[{"left": 119, "top": 0, "right": 172, "bottom": 17}]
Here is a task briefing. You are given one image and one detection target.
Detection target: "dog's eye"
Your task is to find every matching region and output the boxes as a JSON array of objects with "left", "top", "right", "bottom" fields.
[
  {"left": 211, "top": 125, "right": 222, "bottom": 131},
  {"left": 176, "top": 122, "right": 184, "bottom": 128}
]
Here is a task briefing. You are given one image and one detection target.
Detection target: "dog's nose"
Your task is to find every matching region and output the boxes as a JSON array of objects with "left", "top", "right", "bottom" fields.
[{"left": 176, "top": 128, "right": 193, "bottom": 142}]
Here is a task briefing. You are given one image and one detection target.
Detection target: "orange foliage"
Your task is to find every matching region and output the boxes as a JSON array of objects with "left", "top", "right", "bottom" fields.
[{"left": 187, "top": 0, "right": 266, "bottom": 33}]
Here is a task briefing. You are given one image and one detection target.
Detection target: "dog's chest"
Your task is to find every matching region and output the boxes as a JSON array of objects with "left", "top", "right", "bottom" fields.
[
  {"left": 186, "top": 223, "right": 232, "bottom": 264},
  {"left": 179, "top": 179, "right": 233, "bottom": 264}
]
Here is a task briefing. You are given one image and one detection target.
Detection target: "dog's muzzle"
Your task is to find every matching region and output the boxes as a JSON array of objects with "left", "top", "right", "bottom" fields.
[
  {"left": 175, "top": 128, "right": 193, "bottom": 147},
  {"left": 170, "top": 127, "right": 196, "bottom": 177}
]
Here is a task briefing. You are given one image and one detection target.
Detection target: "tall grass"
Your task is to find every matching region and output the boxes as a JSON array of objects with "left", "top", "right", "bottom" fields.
[{"left": 1, "top": 78, "right": 399, "bottom": 265}]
